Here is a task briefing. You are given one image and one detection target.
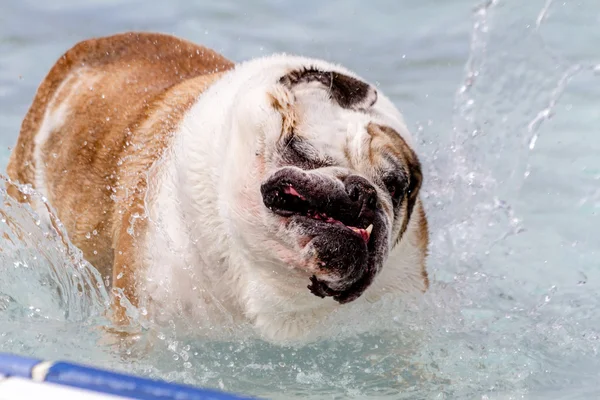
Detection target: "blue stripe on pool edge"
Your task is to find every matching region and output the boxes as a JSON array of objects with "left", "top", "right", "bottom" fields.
[
  {"left": 0, "top": 354, "right": 260, "bottom": 399},
  {"left": 0, "top": 353, "right": 40, "bottom": 378},
  {"left": 44, "top": 361, "right": 257, "bottom": 400}
]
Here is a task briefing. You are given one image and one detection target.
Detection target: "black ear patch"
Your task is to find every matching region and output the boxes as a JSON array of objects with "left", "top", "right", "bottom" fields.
[{"left": 279, "top": 67, "right": 377, "bottom": 111}]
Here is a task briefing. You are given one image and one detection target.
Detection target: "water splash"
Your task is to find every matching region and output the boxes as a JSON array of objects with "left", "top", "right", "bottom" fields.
[
  {"left": 0, "top": 174, "right": 127, "bottom": 365},
  {"left": 1, "top": 0, "right": 599, "bottom": 398},
  {"left": 0, "top": 174, "right": 110, "bottom": 321}
]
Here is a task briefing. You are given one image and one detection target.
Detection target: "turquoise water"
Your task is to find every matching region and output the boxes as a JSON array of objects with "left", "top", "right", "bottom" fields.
[{"left": 1, "top": 0, "right": 599, "bottom": 398}]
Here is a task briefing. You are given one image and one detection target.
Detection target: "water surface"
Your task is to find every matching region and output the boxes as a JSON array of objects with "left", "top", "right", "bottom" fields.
[{"left": 1, "top": 0, "right": 599, "bottom": 399}]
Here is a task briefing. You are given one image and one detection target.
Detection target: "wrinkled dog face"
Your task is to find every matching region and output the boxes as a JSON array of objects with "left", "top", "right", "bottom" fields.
[{"left": 234, "top": 65, "right": 423, "bottom": 304}]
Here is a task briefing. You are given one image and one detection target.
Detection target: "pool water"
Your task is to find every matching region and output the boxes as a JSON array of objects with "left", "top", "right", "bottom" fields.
[{"left": 1, "top": 0, "right": 599, "bottom": 398}]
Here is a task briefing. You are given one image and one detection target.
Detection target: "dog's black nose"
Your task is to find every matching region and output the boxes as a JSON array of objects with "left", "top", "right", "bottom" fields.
[{"left": 345, "top": 176, "right": 378, "bottom": 210}]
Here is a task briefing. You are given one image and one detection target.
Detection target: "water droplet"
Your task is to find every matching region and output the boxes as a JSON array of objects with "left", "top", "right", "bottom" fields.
[{"left": 528, "top": 133, "right": 538, "bottom": 150}]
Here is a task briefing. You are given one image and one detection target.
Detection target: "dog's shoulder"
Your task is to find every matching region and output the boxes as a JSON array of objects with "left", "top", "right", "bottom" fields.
[{"left": 7, "top": 32, "right": 235, "bottom": 278}]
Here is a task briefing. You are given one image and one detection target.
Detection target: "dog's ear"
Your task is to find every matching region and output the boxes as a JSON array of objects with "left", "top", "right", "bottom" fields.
[
  {"left": 366, "top": 123, "right": 423, "bottom": 244},
  {"left": 399, "top": 149, "right": 422, "bottom": 240},
  {"left": 279, "top": 68, "right": 377, "bottom": 111}
]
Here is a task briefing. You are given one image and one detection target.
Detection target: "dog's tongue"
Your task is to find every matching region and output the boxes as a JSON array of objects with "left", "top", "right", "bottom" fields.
[{"left": 283, "top": 185, "right": 305, "bottom": 199}]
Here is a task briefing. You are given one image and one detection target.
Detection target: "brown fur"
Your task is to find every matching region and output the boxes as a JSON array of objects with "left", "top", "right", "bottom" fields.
[
  {"left": 6, "top": 32, "right": 234, "bottom": 323},
  {"left": 416, "top": 204, "right": 429, "bottom": 290},
  {"left": 366, "top": 122, "right": 429, "bottom": 290}
]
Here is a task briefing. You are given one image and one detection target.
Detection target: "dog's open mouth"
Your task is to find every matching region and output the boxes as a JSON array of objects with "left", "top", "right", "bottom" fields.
[
  {"left": 261, "top": 170, "right": 385, "bottom": 304},
  {"left": 265, "top": 183, "right": 373, "bottom": 243}
]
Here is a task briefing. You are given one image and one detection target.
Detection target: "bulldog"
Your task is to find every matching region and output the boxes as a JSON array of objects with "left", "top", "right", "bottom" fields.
[{"left": 7, "top": 32, "right": 429, "bottom": 342}]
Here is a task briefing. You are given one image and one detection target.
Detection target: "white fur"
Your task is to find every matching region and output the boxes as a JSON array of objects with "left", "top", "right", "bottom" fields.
[{"left": 139, "top": 54, "right": 426, "bottom": 343}]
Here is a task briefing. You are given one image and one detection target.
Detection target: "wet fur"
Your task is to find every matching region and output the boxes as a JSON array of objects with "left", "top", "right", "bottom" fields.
[{"left": 7, "top": 32, "right": 429, "bottom": 343}]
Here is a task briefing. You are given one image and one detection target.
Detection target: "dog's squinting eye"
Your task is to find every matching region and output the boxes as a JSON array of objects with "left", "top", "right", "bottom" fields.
[
  {"left": 382, "top": 174, "right": 407, "bottom": 206},
  {"left": 280, "top": 134, "right": 333, "bottom": 170}
]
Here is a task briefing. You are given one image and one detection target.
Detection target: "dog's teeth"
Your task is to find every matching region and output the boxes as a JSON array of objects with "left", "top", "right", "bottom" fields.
[{"left": 365, "top": 224, "right": 373, "bottom": 235}]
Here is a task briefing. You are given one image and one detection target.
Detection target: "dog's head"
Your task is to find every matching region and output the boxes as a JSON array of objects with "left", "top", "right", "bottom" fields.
[{"left": 222, "top": 57, "right": 425, "bottom": 304}]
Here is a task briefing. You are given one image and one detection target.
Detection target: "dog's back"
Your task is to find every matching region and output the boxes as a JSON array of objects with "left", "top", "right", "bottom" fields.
[{"left": 7, "top": 32, "right": 233, "bottom": 281}]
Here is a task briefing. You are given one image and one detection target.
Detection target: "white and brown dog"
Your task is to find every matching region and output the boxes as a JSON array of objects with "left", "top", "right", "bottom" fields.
[{"left": 7, "top": 32, "right": 429, "bottom": 342}]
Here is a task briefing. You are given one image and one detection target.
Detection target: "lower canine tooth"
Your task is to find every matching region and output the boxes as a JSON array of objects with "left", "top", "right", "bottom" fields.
[{"left": 365, "top": 224, "right": 373, "bottom": 235}]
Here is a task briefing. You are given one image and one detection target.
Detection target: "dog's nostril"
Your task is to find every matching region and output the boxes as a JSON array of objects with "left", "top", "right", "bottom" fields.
[
  {"left": 345, "top": 177, "right": 378, "bottom": 210},
  {"left": 348, "top": 186, "right": 360, "bottom": 202},
  {"left": 366, "top": 192, "right": 377, "bottom": 209}
]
